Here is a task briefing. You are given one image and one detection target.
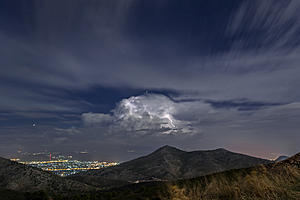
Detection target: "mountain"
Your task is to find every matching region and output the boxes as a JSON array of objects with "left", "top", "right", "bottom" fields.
[
  {"left": 71, "top": 145, "right": 271, "bottom": 187},
  {"left": 72, "top": 152, "right": 300, "bottom": 200},
  {"left": 0, "top": 157, "right": 95, "bottom": 196},
  {"left": 275, "top": 155, "right": 289, "bottom": 162},
  {"left": 1, "top": 148, "right": 297, "bottom": 200}
]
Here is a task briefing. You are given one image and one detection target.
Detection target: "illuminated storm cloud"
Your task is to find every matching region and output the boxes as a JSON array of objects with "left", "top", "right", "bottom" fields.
[{"left": 82, "top": 94, "right": 206, "bottom": 135}]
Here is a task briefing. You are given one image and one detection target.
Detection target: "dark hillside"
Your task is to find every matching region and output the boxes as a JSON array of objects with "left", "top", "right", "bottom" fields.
[
  {"left": 71, "top": 145, "right": 271, "bottom": 186},
  {"left": 0, "top": 157, "right": 94, "bottom": 196}
]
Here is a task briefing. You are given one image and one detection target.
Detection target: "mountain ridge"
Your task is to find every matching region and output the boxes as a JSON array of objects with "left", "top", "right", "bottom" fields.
[
  {"left": 275, "top": 155, "right": 289, "bottom": 162},
  {"left": 70, "top": 145, "right": 271, "bottom": 188}
]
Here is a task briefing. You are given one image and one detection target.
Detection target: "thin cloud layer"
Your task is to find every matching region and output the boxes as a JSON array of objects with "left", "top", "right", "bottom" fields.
[{"left": 1, "top": 0, "right": 300, "bottom": 110}]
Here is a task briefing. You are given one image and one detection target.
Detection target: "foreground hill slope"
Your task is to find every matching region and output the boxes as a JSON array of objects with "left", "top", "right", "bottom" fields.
[
  {"left": 0, "top": 157, "right": 94, "bottom": 196},
  {"left": 73, "top": 152, "right": 300, "bottom": 200},
  {"left": 72, "top": 145, "right": 271, "bottom": 185}
]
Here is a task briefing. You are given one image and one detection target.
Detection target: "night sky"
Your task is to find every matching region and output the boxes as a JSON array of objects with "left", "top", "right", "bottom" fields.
[{"left": 1, "top": 0, "right": 300, "bottom": 161}]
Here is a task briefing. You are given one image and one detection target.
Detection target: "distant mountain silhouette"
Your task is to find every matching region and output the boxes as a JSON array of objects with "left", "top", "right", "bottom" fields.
[
  {"left": 275, "top": 155, "right": 289, "bottom": 162},
  {"left": 275, "top": 152, "right": 300, "bottom": 168},
  {"left": 0, "top": 157, "right": 94, "bottom": 196},
  {"left": 71, "top": 145, "right": 271, "bottom": 187}
]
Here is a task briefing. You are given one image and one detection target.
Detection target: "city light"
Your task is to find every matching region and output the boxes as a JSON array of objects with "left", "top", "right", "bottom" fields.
[{"left": 12, "top": 158, "right": 119, "bottom": 176}]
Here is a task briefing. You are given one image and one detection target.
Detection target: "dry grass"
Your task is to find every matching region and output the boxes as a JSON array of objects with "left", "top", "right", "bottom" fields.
[{"left": 167, "top": 165, "right": 300, "bottom": 200}]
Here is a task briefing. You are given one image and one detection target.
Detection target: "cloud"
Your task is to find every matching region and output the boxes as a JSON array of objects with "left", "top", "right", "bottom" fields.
[
  {"left": 2, "top": 0, "right": 300, "bottom": 114},
  {"left": 54, "top": 127, "right": 81, "bottom": 135},
  {"left": 80, "top": 92, "right": 300, "bottom": 146},
  {"left": 74, "top": 94, "right": 300, "bottom": 159},
  {"left": 81, "top": 94, "right": 215, "bottom": 135},
  {"left": 82, "top": 113, "right": 113, "bottom": 126},
  {"left": 227, "top": 0, "right": 300, "bottom": 50}
]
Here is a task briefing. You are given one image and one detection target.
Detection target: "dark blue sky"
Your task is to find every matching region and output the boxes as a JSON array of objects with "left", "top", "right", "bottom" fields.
[{"left": 1, "top": 0, "right": 300, "bottom": 161}]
